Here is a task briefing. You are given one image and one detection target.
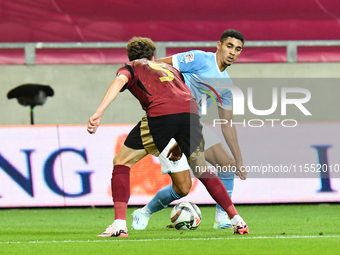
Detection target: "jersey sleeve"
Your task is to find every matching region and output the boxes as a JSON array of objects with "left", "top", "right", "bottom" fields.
[
  {"left": 116, "top": 64, "right": 134, "bottom": 91},
  {"left": 172, "top": 50, "right": 206, "bottom": 73},
  {"left": 217, "top": 88, "right": 233, "bottom": 110}
]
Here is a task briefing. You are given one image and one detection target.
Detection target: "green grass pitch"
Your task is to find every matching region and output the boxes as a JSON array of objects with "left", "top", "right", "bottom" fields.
[{"left": 0, "top": 204, "right": 339, "bottom": 255}]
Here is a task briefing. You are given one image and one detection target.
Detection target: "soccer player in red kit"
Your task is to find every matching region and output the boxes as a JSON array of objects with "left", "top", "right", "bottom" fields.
[{"left": 87, "top": 37, "right": 249, "bottom": 237}]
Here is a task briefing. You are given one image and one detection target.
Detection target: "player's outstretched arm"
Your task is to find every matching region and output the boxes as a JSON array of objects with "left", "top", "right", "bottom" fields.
[
  {"left": 156, "top": 56, "right": 173, "bottom": 66},
  {"left": 218, "top": 107, "right": 247, "bottom": 180},
  {"left": 87, "top": 75, "right": 128, "bottom": 134}
]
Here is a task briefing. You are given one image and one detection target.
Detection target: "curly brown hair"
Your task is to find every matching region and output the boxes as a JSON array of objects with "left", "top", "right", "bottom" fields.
[{"left": 126, "top": 37, "right": 156, "bottom": 61}]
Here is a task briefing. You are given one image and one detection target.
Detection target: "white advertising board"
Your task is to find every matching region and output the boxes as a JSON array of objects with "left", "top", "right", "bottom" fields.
[{"left": 0, "top": 123, "right": 339, "bottom": 208}]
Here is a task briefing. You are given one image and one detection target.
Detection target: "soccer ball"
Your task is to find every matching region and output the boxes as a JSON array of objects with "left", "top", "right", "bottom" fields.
[{"left": 170, "top": 202, "right": 202, "bottom": 230}]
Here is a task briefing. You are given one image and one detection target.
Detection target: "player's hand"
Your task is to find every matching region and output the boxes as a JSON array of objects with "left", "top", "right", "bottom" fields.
[
  {"left": 87, "top": 112, "right": 102, "bottom": 134},
  {"left": 167, "top": 142, "right": 183, "bottom": 161},
  {"left": 235, "top": 163, "right": 247, "bottom": 180}
]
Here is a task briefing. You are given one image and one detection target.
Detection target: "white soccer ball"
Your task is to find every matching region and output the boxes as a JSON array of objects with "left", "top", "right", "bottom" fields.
[{"left": 170, "top": 201, "right": 202, "bottom": 230}]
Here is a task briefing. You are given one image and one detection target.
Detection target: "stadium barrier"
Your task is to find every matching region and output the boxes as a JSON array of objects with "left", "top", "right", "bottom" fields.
[{"left": 1, "top": 40, "right": 340, "bottom": 65}]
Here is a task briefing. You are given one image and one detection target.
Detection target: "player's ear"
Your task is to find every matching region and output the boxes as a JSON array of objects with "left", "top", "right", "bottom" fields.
[
  {"left": 217, "top": 41, "right": 222, "bottom": 50},
  {"left": 151, "top": 56, "right": 155, "bottom": 61}
]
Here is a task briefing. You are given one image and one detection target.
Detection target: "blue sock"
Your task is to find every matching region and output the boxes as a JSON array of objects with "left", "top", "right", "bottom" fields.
[
  {"left": 147, "top": 184, "right": 181, "bottom": 213},
  {"left": 216, "top": 171, "right": 235, "bottom": 212}
]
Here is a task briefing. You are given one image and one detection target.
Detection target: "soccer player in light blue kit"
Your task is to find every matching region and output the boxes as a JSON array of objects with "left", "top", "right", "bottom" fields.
[{"left": 132, "top": 29, "right": 247, "bottom": 231}]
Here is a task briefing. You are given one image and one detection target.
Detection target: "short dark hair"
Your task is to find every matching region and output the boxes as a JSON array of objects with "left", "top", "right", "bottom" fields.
[
  {"left": 220, "top": 29, "right": 245, "bottom": 46},
  {"left": 126, "top": 37, "right": 156, "bottom": 61}
]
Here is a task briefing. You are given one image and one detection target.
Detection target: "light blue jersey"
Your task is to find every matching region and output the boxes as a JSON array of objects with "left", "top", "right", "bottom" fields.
[
  {"left": 145, "top": 51, "right": 237, "bottom": 221},
  {"left": 172, "top": 50, "right": 233, "bottom": 115}
]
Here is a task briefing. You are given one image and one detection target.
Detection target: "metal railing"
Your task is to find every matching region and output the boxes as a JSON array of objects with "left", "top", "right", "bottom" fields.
[{"left": 0, "top": 40, "right": 339, "bottom": 65}]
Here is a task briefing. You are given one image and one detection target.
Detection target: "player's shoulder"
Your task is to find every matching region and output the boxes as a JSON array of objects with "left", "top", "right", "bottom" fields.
[
  {"left": 191, "top": 51, "right": 216, "bottom": 71},
  {"left": 117, "top": 59, "right": 150, "bottom": 79},
  {"left": 124, "top": 59, "right": 160, "bottom": 73},
  {"left": 117, "top": 60, "right": 138, "bottom": 75},
  {"left": 190, "top": 50, "right": 214, "bottom": 60},
  {"left": 177, "top": 50, "right": 211, "bottom": 61},
  {"left": 126, "top": 58, "right": 147, "bottom": 67}
]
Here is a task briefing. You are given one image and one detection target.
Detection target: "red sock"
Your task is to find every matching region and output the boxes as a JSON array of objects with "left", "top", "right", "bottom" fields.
[
  {"left": 113, "top": 202, "right": 128, "bottom": 220},
  {"left": 111, "top": 165, "right": 130, "bottom": 220},
  {"left": 199, "top": 171, "right": 238, "bottom": 219}
]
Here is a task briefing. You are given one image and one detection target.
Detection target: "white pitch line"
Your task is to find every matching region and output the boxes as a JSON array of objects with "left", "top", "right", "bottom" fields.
[{"left": 1, "top": 235, "right": 340, "bottom": 244}]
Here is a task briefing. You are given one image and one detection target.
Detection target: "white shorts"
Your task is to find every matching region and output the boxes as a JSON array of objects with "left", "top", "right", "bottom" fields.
[{"left": 158, "top": 122, "right": 221, "bottom": 174}]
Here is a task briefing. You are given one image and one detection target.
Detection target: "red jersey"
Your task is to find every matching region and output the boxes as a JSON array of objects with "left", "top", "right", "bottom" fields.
[{"left": 117, "top": 59, "right": 199, "bottom": 117}]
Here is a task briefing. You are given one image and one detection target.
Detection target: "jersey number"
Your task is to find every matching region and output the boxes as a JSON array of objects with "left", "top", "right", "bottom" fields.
[{"left": 148, "top": 62, "right": 174, "bottom": 82}]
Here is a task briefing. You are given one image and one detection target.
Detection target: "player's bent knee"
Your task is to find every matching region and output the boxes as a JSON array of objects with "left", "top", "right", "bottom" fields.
[
  {"left": 192, "top": 170, "right": 202, "bottom": 178},
  {"left": 189, "top": 141, "right": 204, "bottom": 161},
  {"left": 113, "top": 157, "right": 127, "bottom": 166},
  {"left": 113, "top": 154, "right": 140, "bottom": 167},
  {"left": 174, "top": 186, "right": 190, "bottom": 197},
  {"left": 173, "top": 182, "right": 191, "bottom": 197}
]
